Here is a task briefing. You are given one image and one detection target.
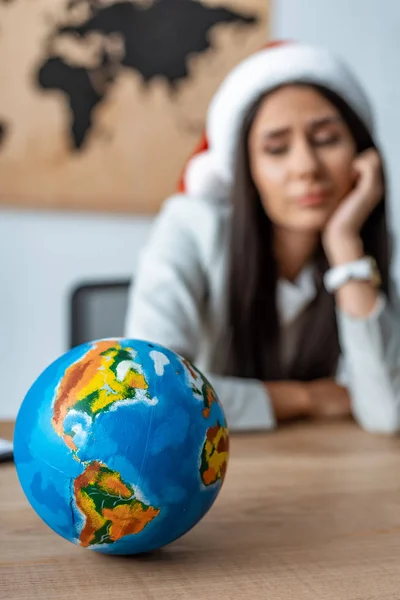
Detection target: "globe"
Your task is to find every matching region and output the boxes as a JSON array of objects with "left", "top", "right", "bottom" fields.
[{"left": 13, "top": 338, "right": 229, "bottom": 555}]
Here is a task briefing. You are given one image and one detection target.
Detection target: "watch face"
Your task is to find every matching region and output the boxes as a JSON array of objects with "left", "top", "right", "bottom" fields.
[
  {"left": 372, "top": 269, "right": 382, "bottom": 287},
  {"left": 370, "top": 257, "right": 382, "bottom": 288}
]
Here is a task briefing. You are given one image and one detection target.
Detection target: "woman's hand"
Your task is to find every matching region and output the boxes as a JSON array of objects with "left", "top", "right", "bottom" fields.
[
  {"left": 265, "top": 381, "right": 310, "bottom": 421},
  {"left": 305, "top": 378, "right": 352, "bottom": 420},
  {"left": 265, "top": 379, "right": 351, "bottom": 422},
  {"left": 321, "top": 148, "right": 382, "bottom": 318},
  {"left": 323, "top": 149, "right": 383, "bottom": 263}
]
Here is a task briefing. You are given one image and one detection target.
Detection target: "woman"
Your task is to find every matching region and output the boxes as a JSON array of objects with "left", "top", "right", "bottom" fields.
[{"left": 125, "top": 42, "right": 400, "bottom": 433}]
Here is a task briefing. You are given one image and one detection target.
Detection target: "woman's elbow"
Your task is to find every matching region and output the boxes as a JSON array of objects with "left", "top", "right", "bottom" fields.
[{"left": 354, "top": 408, "right": 400, "bottom": 436}]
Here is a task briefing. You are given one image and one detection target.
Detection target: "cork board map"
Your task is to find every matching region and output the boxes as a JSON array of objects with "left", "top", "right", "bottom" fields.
[{"left": 0, "top": 0, "right": 269, "bottom": 212}]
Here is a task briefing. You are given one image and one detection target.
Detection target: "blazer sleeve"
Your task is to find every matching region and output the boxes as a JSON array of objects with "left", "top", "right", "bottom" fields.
[
  {"left": 124, "top": 197, "right": 276, "bottom": 431},
  {"left": 336, "top": 276, "right": 400, "bottom": 434}
]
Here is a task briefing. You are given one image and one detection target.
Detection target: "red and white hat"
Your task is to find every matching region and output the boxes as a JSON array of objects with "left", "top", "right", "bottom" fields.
[{"left": 178, "top": 41, "right": 374, "bottom": 201}]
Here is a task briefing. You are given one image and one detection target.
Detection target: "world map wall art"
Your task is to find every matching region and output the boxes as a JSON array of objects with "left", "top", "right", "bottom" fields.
[{"left": 0, "top": 0, "right": 269, "bottom": 213}]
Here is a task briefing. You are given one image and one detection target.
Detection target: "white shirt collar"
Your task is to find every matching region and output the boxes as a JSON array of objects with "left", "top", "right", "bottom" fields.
[{"left": 277, "top": 264, "right": 317, "bottom": 326}]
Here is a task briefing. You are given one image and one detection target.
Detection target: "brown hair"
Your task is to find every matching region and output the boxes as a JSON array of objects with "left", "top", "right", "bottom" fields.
[{"left": 227, "top": 84, "right": 390, "bottom": 381}]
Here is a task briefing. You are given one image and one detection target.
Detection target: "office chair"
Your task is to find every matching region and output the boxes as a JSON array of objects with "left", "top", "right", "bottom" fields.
[{"left": 69, "top": 279, "right": 132, "bottom": 348}]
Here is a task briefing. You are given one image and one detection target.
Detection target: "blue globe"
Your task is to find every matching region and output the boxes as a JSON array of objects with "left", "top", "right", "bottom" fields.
[{"left": 13, "top": 338, "right": 229, "bottom": 555}]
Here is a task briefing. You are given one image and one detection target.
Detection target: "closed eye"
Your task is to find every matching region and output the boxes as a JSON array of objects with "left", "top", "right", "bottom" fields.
[
  {"left": 262, "top": 145, "right": 289, "bottom": 155},
  {"left": 312, "top": 134, "right": 341, "bottom": 147}
]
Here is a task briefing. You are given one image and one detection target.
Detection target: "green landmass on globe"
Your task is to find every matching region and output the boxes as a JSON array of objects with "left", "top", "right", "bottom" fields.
[
  {"left": 52, "top": 339, "right": 153, "bottom": 455},
  {"left": 200, "top": 422, "right": 229, "bottom": 486},
  {"left": 74, "top": 460, "right": 160, "bottom": 547},
  {"left": 182, "top": 358, "right": 218, "bottom": 419}
]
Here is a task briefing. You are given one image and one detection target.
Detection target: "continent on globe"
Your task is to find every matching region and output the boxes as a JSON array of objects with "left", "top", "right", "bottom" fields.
[
  {"left": 74, "top": 461, "right": 160, "bottom": 547},
  {"left": 37, "top": 0, "right": 259, "bottom": 149},
  {"left": 200, "top": 422, "right": 229, "bottom": 486},
  {"left": 52, "top": 340, "right": 154, "bottom": 454},
  {"left": 182, "top": 358, "right": 218, "bottom": 419}
]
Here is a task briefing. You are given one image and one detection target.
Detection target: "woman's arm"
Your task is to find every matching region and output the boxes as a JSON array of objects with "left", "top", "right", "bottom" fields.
[
  {"left": 334, "top": 280, "right": 400, "bottom": 434},
  {"left": 266, "top": 379, "right": 351, "bottom": 421},
  {"left": 323, "top": 150, "right": 400, "bottom": 434}
]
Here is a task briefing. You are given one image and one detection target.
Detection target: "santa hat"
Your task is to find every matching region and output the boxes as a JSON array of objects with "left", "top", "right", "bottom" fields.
[{"left": 178, "top": 41, "right": 374, "bottom": 201}]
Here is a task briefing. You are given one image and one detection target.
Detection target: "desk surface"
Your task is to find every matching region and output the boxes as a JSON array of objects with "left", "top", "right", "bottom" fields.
[{"left": 2, "top": 420, "right": 400, "bottom": 599}]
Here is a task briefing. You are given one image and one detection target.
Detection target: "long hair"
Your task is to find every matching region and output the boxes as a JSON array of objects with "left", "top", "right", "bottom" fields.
[{"left": 227, "top": 84, "right": 390, "bottom": 381}]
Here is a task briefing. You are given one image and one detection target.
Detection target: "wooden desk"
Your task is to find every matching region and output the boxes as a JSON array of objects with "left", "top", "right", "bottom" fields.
[{"left": 1, "top": 420, "right": 400, "bottom": 599}]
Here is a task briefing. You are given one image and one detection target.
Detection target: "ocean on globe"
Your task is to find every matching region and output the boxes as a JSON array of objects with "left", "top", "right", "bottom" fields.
[{"left": 13, "top": 338, "right": 229, "bottom": 555}]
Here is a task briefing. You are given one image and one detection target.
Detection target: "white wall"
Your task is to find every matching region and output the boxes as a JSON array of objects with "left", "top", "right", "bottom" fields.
[
  {"left": 272, "top": 0, "right": 400, "bottom": 282},
  {"left": 0, "top": 209, "right": 152, "bottom": 418}
]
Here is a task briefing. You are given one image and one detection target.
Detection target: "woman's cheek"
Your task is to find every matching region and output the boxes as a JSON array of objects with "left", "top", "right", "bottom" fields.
[{"left": 338, "top": 166, "right": 357, "bottom": 199}]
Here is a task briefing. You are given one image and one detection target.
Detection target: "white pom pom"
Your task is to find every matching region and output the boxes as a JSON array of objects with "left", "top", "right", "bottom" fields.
[{"left": 184, "top": 151, "right": 230, "bottom": 201}]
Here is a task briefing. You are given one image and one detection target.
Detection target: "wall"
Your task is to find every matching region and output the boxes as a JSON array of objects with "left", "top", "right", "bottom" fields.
[
  {"left": 4, "top": 0, "right": 400, "bottom": 419},
  {"left": 272, "top": 0, "right": 400, "bottom": 283},
  {"left": 1, "top": 209, "right": 152, "bottom": 418}
]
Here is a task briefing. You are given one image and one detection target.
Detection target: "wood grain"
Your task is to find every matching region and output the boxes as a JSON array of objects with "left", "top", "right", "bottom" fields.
[{"left": 2, "top": 420, "right": 400, "bottom": 599}]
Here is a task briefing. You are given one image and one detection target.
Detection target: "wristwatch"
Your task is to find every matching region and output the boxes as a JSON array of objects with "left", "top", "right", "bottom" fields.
[{"left": 323, "top": 256, "right": 381, "bottom": 293}]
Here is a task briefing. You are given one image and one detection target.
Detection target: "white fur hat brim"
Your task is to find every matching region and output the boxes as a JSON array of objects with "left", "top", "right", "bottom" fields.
[{"left": 181, "top": 42, "right": 374, "bottom": 200}]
